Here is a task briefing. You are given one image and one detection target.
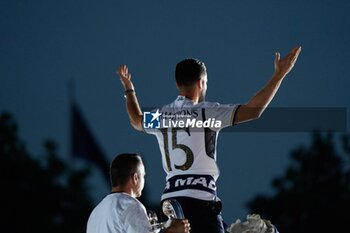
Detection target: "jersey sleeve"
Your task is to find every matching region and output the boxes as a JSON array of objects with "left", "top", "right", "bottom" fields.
[
  {"left": 203, "top": 103, "right": 240, "bottom": 130},
  {"left": 124, "top": 202, "right": 152, "bottom": 233}
]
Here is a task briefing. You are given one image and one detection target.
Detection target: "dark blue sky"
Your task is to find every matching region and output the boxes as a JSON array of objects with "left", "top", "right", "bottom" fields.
[{"left": 1, "top": 0, "right": 349, "bottom": 221}]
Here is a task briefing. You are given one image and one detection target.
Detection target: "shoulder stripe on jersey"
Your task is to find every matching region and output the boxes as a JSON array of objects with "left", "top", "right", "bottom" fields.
[
  {"left": 231, "top": 104, "right": 242, "bottom": 126},
  {"left": 202, "top": 108, "right": 217, "bottom": 159}
]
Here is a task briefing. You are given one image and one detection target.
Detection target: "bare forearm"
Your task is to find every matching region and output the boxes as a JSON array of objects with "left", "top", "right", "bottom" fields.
[
  {"left": 234, "top": 73, "right": 284, "bottom": 124},
  {"left": 117, "top": 65, "right": 144, "bottom": 131},
  {"left": 246, "top": 73, "right": 283, "bottom": 111},
  {"left": 234, "top": 47, "right": 301, "bottom": 124},
  {"left": 125, "top": 92, "right": 143, "bottom": 131}
]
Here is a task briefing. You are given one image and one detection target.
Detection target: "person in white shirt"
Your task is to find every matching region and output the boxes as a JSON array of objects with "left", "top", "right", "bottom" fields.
[
  {"left": 117, "top": 46, "right": 301, "bottom": 233},
  {"left": 86, "top": 153, "right": 190, "bottom": 233}
]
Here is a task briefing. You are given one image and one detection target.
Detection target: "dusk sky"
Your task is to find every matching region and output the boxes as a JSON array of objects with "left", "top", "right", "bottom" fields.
[{"left": 1, "top": 0, "right": 349, "bottom": 222}]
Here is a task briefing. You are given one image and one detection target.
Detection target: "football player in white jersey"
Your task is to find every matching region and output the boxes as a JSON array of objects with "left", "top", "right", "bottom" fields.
[
  {"left": 86, "top": 153, "right": 190, "bottom": 233},
  {"left": 117, "top": 46, "right": 301, "bottom": 233}
]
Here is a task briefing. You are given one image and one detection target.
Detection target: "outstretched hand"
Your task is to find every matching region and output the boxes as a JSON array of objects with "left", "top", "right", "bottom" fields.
[
  {"left": 117, "top": 65, "right": 134, "bottom": 90},
  {"left": 274, "top": 46, "right": 301, "bottom": 80},
  {"left": 166, "top": 219, "right": 191, "bottom": 233}
]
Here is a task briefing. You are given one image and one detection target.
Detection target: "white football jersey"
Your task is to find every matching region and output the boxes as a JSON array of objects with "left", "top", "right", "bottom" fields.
[
  {"left": 86, "top": 193, "right": 151, "bottom": 233},
  {"left": 144, "top": 96, "right": 239, "bottom": 201}
]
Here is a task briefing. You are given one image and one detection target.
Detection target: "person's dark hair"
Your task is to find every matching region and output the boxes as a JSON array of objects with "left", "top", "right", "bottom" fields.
[
  {"left": 110, "top": 153, "right": 142, "bottom": 187},
  {"left": 175, "top": 58, "right": 207, "bottom": 86}
]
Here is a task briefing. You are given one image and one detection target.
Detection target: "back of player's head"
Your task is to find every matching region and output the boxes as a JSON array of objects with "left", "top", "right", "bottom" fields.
[
  {"left": 175, "top": 58, "right": 207, "bottom": 87},
  {"left": 110, "top": 153, "right": 143, "bottom": 187}
]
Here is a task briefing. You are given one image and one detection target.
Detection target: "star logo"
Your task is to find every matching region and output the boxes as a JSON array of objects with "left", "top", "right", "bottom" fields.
[
  {"left": 143, "top": 110, "right": 162, "bottom": 129},
  {"left": 150, "top": 109, "right": 162, "bottom": 122}
]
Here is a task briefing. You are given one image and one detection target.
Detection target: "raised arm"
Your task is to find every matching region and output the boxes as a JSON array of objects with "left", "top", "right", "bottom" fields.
[
  {"left": 117, "top": 65, "right": 143, "bottom": 131},
  {"left": 234, "top": 46, "right": 302, "bottom": 124}
]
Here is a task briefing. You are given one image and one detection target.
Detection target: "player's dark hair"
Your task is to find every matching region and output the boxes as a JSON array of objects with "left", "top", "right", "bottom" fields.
[
  {"left": 110, "top": 153, "right": 142, "bottom": 187},
  {"left": 175, "top": 58, "right": 207, "bottom": 86}
]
